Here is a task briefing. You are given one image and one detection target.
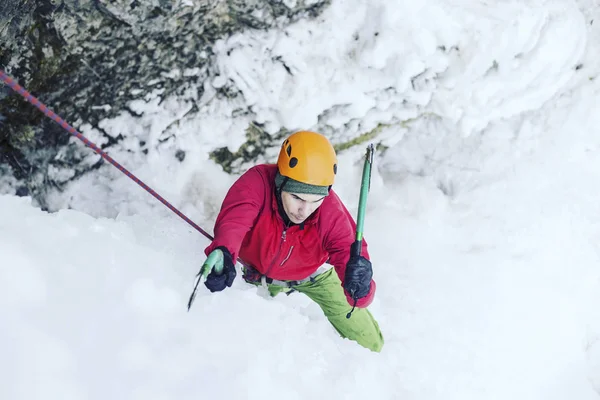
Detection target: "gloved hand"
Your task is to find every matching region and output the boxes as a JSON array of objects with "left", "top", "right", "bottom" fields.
[
  {"left": 204, "top": 246, "right": 236, "bottom": 292},
  {"left": 343, "top": 254, "right": 373, "bottom": 300}
]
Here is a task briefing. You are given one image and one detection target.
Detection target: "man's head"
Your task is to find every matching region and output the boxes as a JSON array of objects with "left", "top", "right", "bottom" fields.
[
  {"left": 275, "top": 130, "right": 337, "bottom": 223},
  {"left": 275, "top": 172, "right": 328, "bottom": 223}
]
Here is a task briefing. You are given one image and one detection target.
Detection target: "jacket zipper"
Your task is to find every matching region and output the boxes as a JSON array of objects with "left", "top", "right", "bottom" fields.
[
  {"left": 280, "top": 246, "right": 294, "bottom": 266},
  {"left": 264, "top": 226, "right": 288, "bottom": 277}
]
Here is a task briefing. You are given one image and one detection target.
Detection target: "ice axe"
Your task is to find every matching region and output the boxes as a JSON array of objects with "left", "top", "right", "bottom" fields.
[
  {"left": 346, "top": 143, "right": 375, "bottom": 318},
  {"left": 187, "top": 249, "right": 224, "bottom": 311}
]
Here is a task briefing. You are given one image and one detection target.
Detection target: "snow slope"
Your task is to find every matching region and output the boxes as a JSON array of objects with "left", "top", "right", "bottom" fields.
[{"left": 2, "top": 0, "right": 600, "bottom": 399}]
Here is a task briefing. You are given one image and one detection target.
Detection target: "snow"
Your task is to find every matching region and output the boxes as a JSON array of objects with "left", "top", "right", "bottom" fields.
[
  {"left": 3, "top": 0, "right": 600, "bottom": 399},
  {"left": 0, "top": 164, "right": 17, "bottom": 195}
]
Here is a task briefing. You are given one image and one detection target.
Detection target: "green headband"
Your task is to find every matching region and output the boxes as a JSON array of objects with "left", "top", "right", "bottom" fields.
[{"left": 275, "top": 172, "right": 330, "bottom": 196}]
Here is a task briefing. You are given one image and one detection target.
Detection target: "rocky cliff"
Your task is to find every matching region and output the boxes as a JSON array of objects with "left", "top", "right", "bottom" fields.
[{"left": 0, "top": 0, "right": 330, "bottom": 207}]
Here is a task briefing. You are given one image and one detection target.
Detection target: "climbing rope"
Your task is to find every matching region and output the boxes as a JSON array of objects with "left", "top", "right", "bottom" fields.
[{"left": 0, "top": 70, "right": 228, "bottom": 254}]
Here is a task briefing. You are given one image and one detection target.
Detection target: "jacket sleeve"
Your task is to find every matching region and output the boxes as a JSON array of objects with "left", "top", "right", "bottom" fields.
[
  {"left": 322, "top": 191, "right": 376, "bottom": 308},
  {"left": 204, "top": 167, "right": 265, "bottom": 262}
]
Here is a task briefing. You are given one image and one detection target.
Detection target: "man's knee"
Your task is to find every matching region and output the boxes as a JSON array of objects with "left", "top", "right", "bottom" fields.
[{"left": 327, "top": 309, "right": 384, "bottom": 352}]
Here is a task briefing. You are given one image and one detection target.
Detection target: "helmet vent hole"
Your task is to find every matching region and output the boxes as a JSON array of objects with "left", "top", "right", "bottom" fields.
[
  {"left": 333, "top": 163, "right": 337, "bottom": 174},
  {"left": 289, "top": 157, "right": 298, "bottom": 168},
  {"left": 286, "top": 144, "right": 292, "bottom": 157}
]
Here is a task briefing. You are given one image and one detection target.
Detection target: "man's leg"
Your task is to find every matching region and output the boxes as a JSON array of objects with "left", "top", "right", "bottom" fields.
[{"left": 294, "top": 268, "right": 384, "bottom": 352}]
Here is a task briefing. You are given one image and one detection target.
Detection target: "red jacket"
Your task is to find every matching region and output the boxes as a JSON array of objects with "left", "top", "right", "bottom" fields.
[{"left": 204, "top": 164, "right": 376, "bottom": 307}]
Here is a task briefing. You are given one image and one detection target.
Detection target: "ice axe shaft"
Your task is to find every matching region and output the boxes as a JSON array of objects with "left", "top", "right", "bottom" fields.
[
  {"left": 347, "top": 144, "right": 375, "bottom": 318},
  {"left": 352, "top": 143, "right": 375, "bottom": 257}
]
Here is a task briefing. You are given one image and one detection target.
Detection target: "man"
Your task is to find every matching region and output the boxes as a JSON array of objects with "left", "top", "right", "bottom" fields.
[{"left": 202, "top": 130, "right": 384, "bottom": 352}]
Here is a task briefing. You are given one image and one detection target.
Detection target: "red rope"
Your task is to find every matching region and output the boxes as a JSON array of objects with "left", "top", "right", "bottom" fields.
[{"left": 0, "top": 70, "right": 219, "bottom": 242}]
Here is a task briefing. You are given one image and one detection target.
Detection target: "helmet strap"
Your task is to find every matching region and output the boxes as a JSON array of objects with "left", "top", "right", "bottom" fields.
[{"left": 277, "top": 176, "right": 290, "bottom": 193}]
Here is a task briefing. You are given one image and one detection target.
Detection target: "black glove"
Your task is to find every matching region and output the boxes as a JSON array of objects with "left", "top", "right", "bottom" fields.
[
  {"left": 343, "top": 254, "right": 373, "bottom": 300},
  {"left": 204, "top": 246, "right": 236, "bottom": 292}
]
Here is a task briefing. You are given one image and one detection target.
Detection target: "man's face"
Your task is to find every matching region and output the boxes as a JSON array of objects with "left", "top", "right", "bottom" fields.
[{"left": 280, "top": 191, "right": 326, "bottom": 224}]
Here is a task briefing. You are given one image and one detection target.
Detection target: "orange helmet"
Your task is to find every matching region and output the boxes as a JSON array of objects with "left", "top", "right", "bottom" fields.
[{"left": 277, "top": 130, "right": 338, "bottom": 186}]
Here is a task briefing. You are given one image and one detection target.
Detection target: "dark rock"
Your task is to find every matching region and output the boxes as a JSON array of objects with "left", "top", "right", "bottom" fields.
[{"left": 15, "top": 186, "right": 29, "bottom": 197}]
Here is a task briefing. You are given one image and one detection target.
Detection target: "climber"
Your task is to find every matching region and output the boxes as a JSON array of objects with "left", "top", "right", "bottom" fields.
[{"left": 202, "top": 130, "right": 383, "bottom": 352}]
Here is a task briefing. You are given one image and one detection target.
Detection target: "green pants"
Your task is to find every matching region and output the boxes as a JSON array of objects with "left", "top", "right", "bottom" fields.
[{"left": 244, "top": 268, "right": 384, "bottom": 352}]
